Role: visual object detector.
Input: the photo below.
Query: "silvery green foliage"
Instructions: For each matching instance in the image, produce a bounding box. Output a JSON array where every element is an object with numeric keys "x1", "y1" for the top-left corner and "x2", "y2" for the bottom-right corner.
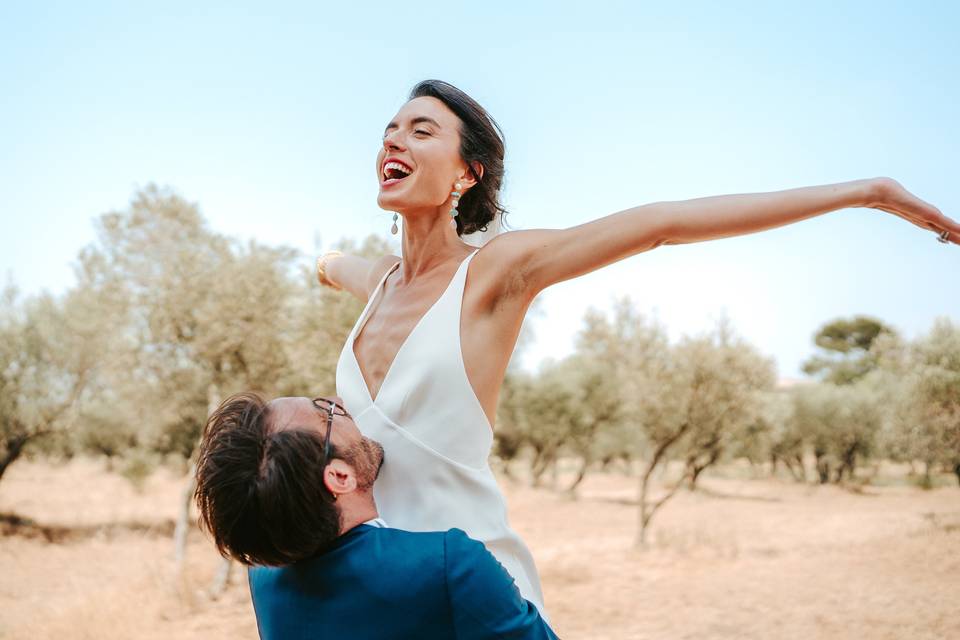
[
  {"x1": 670, "y1": 317, "x2": 778, "y2": 487},
  {"x1": 790, "y1": 377, "x2": 884, "y2": 483},
  {"x1": 875, "y1": 318, "x2": 960, "y2": 485},
  {"x1": 801, "y1": 316, "x2": 898, "y2": 385},
  {"x1": 0, "y1": 280, "x2": 110, "y2": 482},
  {"x1": 77, "y1": 185, "x2": 298, "y2": 461}
]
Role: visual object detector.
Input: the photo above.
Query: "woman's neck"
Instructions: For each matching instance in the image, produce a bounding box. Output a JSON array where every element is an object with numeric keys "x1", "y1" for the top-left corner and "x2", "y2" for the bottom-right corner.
[{"x1": 398, "y1": 206, "x2": 471, "y2": 279}]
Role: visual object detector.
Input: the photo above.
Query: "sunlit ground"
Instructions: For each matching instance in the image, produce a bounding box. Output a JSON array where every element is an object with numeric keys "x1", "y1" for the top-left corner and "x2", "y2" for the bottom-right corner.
[{"x1": 1, "y1": 459, "x2": 958, "y2": 640}]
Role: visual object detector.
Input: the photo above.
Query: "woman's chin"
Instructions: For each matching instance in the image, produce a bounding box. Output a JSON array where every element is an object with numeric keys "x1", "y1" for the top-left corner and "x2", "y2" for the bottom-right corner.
[
  {"x1": 377, "y1": 191, "x2": 420, "y2": 212},
  {"x1": 377, "y1": 194, "x2": 403, "y2": 211}
]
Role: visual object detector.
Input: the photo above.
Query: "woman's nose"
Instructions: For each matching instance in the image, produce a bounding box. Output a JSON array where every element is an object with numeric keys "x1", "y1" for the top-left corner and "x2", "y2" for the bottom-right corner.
[{"x1": 383, "y1": 129, "x2": 404, "y2": 151}]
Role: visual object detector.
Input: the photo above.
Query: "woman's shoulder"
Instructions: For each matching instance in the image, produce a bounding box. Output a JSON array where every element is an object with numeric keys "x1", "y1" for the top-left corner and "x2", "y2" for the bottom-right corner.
[{"x1": 364, "y1": 254, "x2": 402, "y2": 296}]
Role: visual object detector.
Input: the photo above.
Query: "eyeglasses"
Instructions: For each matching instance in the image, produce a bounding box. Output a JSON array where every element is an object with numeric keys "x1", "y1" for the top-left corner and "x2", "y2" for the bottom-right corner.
[{"x1": 311, "y1": 397, "x2": 351, "y2": 464}]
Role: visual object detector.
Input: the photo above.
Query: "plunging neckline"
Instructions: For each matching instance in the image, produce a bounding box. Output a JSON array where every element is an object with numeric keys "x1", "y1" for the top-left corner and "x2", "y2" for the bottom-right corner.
[{"x1": 350, "y1": 252, "x2": 475, "y2": 405}]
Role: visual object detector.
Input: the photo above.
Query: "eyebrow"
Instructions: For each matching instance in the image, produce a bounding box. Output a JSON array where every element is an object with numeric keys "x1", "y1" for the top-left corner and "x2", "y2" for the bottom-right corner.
[{"x1": 384, "y1": 116, "x2": 442, "y2": 134}]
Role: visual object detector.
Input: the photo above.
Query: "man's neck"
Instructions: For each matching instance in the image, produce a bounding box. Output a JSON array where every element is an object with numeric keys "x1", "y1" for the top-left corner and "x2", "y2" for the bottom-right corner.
[{"x1": 337, "y1": 493, "x2": 379, "y2": 535}]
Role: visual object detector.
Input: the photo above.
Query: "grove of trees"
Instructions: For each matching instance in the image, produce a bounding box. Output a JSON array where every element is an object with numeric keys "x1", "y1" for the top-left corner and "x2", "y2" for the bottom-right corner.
[{"x1": 495, "y1": 309, "x2": 960, "y2": 545}]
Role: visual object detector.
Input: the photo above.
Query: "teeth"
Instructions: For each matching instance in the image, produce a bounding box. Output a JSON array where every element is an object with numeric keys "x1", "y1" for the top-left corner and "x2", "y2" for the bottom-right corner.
[{"x1": 383, "y1": 161, "x2": 412, "y2": 179}]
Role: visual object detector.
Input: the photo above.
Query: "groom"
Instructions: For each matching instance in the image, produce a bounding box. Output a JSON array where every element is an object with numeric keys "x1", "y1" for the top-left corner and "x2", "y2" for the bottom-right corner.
[{"x1": 194, "y1": 391, "x2": 557, "y2": 639}]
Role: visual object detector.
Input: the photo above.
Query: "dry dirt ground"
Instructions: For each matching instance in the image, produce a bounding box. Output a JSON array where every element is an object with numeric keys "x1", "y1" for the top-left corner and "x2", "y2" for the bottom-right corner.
[{"x1": 1, "y1": 459, "x2": 958, "y2": 640}]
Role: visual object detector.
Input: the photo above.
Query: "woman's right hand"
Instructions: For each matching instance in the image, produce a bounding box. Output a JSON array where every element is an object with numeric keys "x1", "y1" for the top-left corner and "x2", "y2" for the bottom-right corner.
[{"x1": 865, "y1": 177, "x2": 959, "y2": 245}]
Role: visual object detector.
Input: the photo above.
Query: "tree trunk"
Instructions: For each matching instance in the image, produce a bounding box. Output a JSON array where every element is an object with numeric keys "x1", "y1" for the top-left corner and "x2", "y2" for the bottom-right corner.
[
  {"x1": 921, "y1": 460, "x2": 934, "y2": 490},
  {"x1": 816, "y1": 454, "x2": 830, "y2": 484},
  {"x1": 174, "y1": 382, "x2": 222, "y2": 583},
  {"x1": 636, "y1": 464, "x2": 687, "y2": 549},
  {"x1": 638, "y1": 514, "x2": 650, "y2": 547},
  {"x1": 0, "y1": 434, "x2": 31, "y2": 485},
  {"x1": 173, "y1": 461, "x2": 198, "y2": 576},
  {"x1": 530, "y1": 449, "x2": 548, "y2": 487},
  {"x1": 601, "y1": 455, "x2": 614, "y2": 471},
  {"x1": 204, "y1": 384, "x2": 234, "y2": 595},
  {"x1": 208, "y1": 556, "x2": 234, "y2": 599},
  {"x1": 634, "y1": 410, "x2": 695, "y2": 548},
  {"x1": 688, "y1": 464, "x2": 706, "y2": 489},
  {"x1": 565, "y1": 456, "x2": 590, "y2": 497},
  {"x1": 635, "y1": 433, "x2": 690, "y2": 549},
  {"x1": 637, "y1": 465, "x2": 653, "y2": 548},
  {"x1": 780, "y1": 457, "x2": 804, "y2": 483},
  {"x1": 841, "y1": 448, "x2": 857, "y2": 483},
  {"x1": 793, "y1": 453, "x2": 807, "y2": 483},
  {"x1": 686, "y1": 446, "x2": 720, "y2": 490}
]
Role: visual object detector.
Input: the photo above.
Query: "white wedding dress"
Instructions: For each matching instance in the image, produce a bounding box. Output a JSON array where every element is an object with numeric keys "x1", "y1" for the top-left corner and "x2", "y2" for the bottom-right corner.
[{"x1": 335, "y1": 247, "x2": 547, "y2": 615}]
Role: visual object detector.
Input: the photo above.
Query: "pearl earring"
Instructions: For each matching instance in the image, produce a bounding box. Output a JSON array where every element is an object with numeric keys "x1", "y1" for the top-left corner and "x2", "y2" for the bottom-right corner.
[
  {"x1": 450, "y1": 182, "x2": 462, "y2": 227},
  {"x1": 390, "y1": 213, "x2": 399, "y2": 235}
]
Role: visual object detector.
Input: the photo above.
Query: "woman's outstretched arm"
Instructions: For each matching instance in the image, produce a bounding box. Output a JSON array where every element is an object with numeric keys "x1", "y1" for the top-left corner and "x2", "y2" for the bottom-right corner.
[{"x1": 491, "y1": 177, "x2": 958, "y2": 298}]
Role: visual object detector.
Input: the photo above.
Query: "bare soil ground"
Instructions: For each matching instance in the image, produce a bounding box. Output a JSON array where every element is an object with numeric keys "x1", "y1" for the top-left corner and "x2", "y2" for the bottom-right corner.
[{"x1": 1, "y1": 459, "x2": 958, "y2": 640}]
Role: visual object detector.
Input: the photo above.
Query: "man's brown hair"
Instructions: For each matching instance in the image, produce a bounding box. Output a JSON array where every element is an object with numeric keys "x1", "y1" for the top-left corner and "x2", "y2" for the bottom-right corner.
[{"x1": 194, "y1": 392, "x2": 341, "y2": 566}]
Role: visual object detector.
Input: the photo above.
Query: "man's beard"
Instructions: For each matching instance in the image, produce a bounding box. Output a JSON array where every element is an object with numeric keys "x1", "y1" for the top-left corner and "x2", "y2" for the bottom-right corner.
[{"x1": 342, "y1": 437, "x2": 385, "y2": 490}]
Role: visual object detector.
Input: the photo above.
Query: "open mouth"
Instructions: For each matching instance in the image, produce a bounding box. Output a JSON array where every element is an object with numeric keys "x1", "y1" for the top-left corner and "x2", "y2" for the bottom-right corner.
[{"x1": 382, "y1": 160, "x2": 413, "y2": 185}]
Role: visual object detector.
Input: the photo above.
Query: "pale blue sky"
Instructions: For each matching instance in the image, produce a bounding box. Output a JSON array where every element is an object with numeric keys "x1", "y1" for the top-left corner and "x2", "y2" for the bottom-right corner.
[{"x1": 2, "y1": 1, "x2": 958, "y2": 378}]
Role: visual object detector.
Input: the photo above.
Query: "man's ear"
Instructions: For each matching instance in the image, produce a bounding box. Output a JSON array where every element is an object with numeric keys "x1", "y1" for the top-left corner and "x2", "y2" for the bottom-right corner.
[{"x1": 323, "y1": 459, "x2": 358, "y2": 498}]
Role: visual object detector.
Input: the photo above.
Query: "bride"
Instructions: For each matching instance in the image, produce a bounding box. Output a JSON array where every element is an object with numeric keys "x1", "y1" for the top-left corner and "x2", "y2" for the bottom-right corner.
[{"x1": 318, "y1": 79, "x2": 957, "y2": 614}]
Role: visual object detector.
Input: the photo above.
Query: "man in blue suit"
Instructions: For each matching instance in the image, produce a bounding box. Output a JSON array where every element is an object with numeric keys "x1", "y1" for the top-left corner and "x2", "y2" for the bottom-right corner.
[{"x1": 194, "y1": 391, "x2": 558, "y2": 639}]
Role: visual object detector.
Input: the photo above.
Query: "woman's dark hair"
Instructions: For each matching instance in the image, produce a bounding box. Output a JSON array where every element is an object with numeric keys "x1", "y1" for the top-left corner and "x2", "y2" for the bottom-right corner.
[
  {"x1": 408, "y1": 79, "x2": 507, "y2": 236},
  {"x1": 194, "y1": 392, "x2": 341, "y2": 566}
]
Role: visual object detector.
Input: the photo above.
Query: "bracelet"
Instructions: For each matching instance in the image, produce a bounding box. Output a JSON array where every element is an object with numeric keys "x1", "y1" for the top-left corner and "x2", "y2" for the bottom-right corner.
[{"x1": 316, "y1": 251, "x2": 344, "y2": 290}]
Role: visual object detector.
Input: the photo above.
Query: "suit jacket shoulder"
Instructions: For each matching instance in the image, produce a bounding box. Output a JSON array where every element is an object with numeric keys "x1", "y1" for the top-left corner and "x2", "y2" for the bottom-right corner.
[{"x1": 249, "y1": 526, "x2": 452, "y2": 639}]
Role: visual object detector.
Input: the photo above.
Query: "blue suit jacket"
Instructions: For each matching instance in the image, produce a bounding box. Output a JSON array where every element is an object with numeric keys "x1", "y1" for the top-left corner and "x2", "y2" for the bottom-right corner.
[{"x1": 248, "y1": 525, "x2": 558, "y2": 639}]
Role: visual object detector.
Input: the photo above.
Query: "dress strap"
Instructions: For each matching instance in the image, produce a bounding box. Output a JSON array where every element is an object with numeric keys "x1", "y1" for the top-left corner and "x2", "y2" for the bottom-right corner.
[{"x1": 350, "y1": 260, "x2": 401, "y2": 343}]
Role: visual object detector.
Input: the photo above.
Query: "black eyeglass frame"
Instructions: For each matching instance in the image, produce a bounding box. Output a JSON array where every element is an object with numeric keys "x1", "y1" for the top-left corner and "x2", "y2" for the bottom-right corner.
[{"x1": 311, "y1": 397, "x2": 351, "y2": 465}]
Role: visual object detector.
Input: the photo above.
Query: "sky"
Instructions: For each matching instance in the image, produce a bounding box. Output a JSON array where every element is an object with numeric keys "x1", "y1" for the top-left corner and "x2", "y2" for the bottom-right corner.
[{"x1": 2, "y1": 1, "x2": 958, "y2": 379}]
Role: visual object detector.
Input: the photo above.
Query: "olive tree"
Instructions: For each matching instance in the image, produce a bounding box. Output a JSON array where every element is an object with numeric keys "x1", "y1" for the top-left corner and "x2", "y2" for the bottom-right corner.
[{"x1": 0, "y1": 282, "x2": 112, "y2": 484}]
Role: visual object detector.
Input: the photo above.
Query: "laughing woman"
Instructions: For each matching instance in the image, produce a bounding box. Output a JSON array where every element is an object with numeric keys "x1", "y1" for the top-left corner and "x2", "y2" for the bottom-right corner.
[{"x1": 317, "y1": 79, "x2": 958, "y2": 615}]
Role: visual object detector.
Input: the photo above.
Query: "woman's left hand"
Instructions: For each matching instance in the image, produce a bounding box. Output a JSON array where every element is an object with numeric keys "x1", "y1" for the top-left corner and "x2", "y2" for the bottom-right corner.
[{"x1": 866, "y1": 177, "x2": 960, "y2": 245}]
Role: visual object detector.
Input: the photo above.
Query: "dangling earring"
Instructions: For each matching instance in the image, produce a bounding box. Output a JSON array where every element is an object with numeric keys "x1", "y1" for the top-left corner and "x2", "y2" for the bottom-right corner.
[
  {"x1": 390, "y1": 213, "x2": 399, "y2": 235},
  {"x1": 450, "y1": 182, "x2": 462, "y2": 229}
]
